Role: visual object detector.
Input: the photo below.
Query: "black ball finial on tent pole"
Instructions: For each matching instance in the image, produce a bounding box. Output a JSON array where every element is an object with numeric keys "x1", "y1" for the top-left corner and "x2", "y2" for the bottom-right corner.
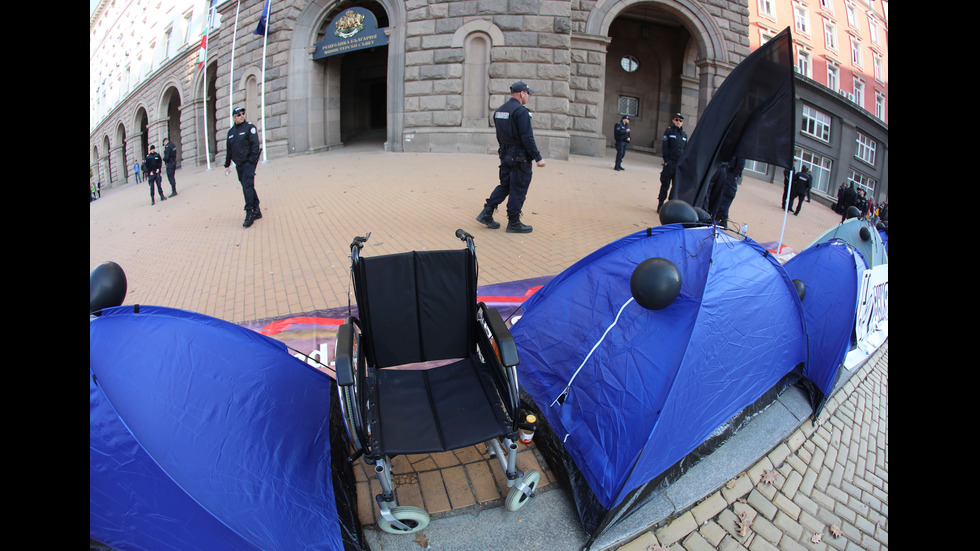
[
  {"x1": 859, "y1": 226, "x2": 872, "y2": 241},
  {"x1": 845, "y1": 206, "x2": 862, "y2": 220},
  {"x1": 91, "y1": 261, "x2": 128, "y2": 314},
  {"x1": 792, "y1": 279, "x2": 806, "y2": 302},
  {"x1": 658, "y1": 200, "x2": 699, "y2": 226},
  {"x1": 630, "y1": 258, "x2": 682, "y2": 310}
]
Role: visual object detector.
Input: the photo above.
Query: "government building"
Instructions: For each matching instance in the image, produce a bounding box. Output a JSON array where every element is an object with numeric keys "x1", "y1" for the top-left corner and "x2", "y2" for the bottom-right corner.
[{"x1": 90, "y1": 0, "x2": 887, "y2": 203}]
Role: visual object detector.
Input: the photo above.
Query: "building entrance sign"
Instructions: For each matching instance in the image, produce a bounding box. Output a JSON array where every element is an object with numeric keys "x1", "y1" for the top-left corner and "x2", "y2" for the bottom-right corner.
[{"x1": 312, "y1": 7, "x2": 388, "y2": 60}]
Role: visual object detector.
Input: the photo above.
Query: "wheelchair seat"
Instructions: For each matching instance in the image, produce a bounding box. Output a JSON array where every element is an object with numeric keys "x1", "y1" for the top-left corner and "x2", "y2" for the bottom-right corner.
[{"x1": 335, "y1": 231, "x2": 539, "y2": 533}]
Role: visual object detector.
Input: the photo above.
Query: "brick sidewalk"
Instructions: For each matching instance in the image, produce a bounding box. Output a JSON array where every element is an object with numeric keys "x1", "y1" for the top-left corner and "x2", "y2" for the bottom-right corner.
[{"x1": 619, "y1": 343, "x2": 888, "y2": 551}]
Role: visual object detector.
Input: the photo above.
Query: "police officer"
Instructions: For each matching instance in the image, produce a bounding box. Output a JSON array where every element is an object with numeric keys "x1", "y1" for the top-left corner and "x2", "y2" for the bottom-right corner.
[
  {"x1": 789, "y1": 166, "x2": 812, "y2": 216},
  {"x1": 224, "y1": 107, "x2": 262, "y2": 228},
  {"x1": 476, "y1": 81, "x2": 546, "y2": 233},
  {"x1": 657, "y1": 112, "x2": 687, "y2": 213},
  {"x1": 145, "y1": 145, "x2": 166, "y2": 205},
  {"x1": 162, "y1": 137, "x2": 178, "y2": 197},
  {"x1": 613, "y1": 115, "x2": 630, "y2": 171}
]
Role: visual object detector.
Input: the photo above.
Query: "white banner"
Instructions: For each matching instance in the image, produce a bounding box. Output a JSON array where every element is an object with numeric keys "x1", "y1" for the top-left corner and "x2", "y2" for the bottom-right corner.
[{"x1": 855, "y1": 264, "x2": 888, "y2": 345}]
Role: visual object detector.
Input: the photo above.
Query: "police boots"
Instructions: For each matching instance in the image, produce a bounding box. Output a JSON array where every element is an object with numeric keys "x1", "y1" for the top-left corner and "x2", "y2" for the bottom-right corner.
[
  {"x1": 243, "y1": 208, "x2": 261, "y2": 228},
  {"x1": 506, "y1": 214, "x2": 532, "y2": 233},
  {"x1": 476, "y1": 204, "x2": 501, "y2": 229}
]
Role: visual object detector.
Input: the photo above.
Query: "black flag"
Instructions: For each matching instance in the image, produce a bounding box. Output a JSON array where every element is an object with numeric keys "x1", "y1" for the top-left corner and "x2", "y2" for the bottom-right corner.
[{"x1": 674, "y1": 27, "x2": 796, "y2": 208}]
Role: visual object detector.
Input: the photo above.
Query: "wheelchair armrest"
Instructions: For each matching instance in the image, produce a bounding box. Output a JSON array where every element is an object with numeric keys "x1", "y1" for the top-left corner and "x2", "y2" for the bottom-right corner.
[
  {"x1": 479, "y1": 303, "x2": 519, "y2": 367},
  {"x1": 335, "y1": 320, "x2": 356, "y2": 387}
]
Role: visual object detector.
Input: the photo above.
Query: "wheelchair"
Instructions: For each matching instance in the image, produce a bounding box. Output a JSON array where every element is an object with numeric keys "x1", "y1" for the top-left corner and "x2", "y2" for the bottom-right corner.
[{"x1": 335, "y1": 230, "x2": 539, "y2": 534}]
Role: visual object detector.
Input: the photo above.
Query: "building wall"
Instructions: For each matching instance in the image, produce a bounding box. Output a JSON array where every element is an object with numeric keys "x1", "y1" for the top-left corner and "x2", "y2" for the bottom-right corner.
[
  {"x1": 90, "y1": 0, "x2": 751, "y2": 191},
  {"x1": 746, "y1": 0, "x2": 888, "y2": 203}
]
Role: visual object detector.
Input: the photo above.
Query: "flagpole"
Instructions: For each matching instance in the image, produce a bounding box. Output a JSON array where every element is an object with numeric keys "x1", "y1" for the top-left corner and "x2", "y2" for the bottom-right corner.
[
  {"x1": 259, "y1": 0, "x2": 269, "y2": 164},
  {"x1": 229, "y1": 0, "x2": 241, "y2": 122},
  {"x1": 202, "y1": 21, "x2": 211, "y2": 171},
  {"x1": 777, "y1": 168, "x2": 794, "y2": 256}
]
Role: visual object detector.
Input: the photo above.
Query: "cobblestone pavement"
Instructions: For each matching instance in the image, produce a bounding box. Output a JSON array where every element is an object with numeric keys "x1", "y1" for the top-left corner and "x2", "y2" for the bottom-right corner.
[{"x1": 617, "y1": 343, "x2": 887, "y2": 551}]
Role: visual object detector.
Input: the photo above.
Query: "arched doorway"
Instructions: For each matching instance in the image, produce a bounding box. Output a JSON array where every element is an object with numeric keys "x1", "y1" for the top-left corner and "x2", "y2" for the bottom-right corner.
[
  {"x1": 162, "y1": 87, "x2": 183, "y2": 168},
  {"x1": 603, "y1": 3, "x2": 699, "y2": 154},
  {"x1": 289, "y1": 0, "x2": 403, "y2": 154},
  {"x1": 116, "y1": 123, "x2": 129, "y2": 184},
  {"x1": 135, "y1": 108, "x2": 149, "y2": 159}
]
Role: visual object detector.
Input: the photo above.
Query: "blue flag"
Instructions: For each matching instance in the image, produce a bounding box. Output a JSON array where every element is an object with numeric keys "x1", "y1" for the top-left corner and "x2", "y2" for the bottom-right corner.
[{"x1": 254, "y1": 0, "x2": 271, "y2": 36}]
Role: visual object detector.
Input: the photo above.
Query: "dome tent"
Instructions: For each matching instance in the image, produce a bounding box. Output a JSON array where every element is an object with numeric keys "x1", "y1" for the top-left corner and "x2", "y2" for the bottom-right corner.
[
  {"x1": 510, "y1": 224, "x2": 808, "y2": 541},
  {"x1": 90, "y1": 305, "x2": 364, "y2": 551}
]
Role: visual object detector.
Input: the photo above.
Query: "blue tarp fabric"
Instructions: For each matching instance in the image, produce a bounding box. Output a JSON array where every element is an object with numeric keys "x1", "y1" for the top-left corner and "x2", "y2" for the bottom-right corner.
[
  {"x1": 90, "y1": 305, "x2": 344, "y2": 551},
  {"x1": 511, "y1": 226, "x2": 807, "y2": 509},
  {"x1": 783, "y1": 240, "x2": 867, "y2": 414}
]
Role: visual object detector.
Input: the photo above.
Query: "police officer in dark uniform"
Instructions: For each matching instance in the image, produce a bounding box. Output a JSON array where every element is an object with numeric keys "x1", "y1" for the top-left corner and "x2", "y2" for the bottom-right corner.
[
  {"x1": 789, "y1": 166, "x2": 812, "y2": 216},
  {"x1": 476, "y1": 81, "x2": 546, "y2": 233},
  {"x1": 145, "y1": 145, "x2": 166, "y2": 205},
  {"x1": 613, "y1": 115, "x2": 630, "y2": 171},
  {"x1": 162, "y1": 137, "x2": 178, "y2": 197},
  {"x1": 657, "y1": 112, "x2": 687, "y2": 213},
  {"x1": 224, "y1": 107, "x2": 262, "y2": 228}
]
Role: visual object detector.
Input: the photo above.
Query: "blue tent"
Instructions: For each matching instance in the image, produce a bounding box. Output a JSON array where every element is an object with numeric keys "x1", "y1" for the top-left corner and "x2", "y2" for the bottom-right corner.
[
  {"x1": 90, "y1": 305, "x2": 363, "y2": 551},
  {"x1": 783, "y1": 240, "x2": 868, "y2": 416},
  {"x1": 510, "y1": 225, "x2": 807, "y2": 538}
]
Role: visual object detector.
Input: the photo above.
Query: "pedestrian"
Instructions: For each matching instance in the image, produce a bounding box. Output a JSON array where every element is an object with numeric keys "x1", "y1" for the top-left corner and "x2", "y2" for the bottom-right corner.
[
  {"x1": 657, "y1": 113, "x2": 687, "y2": 213},
  {"x1": 839, "y1": 183, "x2": 857, "y2": 222},
  {"x1": 833, "y1": 183, "x2": 844, "y2": 214},
  {"x1": 142, "y1": 161, "x2": 149, "y2": 182},
  {"x1": 133, "y1": 161, "x2": 142, "y2": 184},
  {"x1": 224, "y1": 106, "x2": 263, "y2": 228},
  {"x1": 145, "y1": 145, "x2": 166, "y2": 205},
  {"x1": 855, "y1": 189, "x2": 868, "y2": 217},
  {"x1": 613, "y1": 115, "x2": 630, "y2": 171},
  {"x1": 788, "y1": 166, "x2": 812, "y2": 216},
  {"x1": 708, "y1": 156, "x2": 745, "y2": 227},
  {"x1": 475, "y1": 81, "x2": 546, "y2": 233},
  {"x1": 162, "y1": 137, "x2": 178, "y2": 197}
]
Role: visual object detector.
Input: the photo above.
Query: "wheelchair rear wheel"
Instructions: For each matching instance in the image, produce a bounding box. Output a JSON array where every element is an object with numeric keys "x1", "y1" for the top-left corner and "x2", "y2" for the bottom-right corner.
[
  {"x1": 376, "y1": 506, "x2": 430, "y2": 534},
  {"x1": 504, "y1": 470, "x2": 540, "y2": 511}
]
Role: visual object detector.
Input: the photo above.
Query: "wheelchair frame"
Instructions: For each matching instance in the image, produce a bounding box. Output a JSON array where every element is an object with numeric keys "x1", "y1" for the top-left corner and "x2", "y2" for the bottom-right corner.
[{"x1": 335, "y1": 230, "x2": 538, "y2": 534}]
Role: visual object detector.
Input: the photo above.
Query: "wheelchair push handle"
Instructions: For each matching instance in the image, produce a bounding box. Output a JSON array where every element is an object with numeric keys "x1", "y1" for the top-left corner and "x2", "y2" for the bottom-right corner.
[{"x1": 455, "y1": 229, "x2": 475, "y2": 253}]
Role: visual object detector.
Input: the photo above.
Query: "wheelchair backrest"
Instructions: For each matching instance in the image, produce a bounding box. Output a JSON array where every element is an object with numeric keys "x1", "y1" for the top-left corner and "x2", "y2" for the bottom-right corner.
[{"x1": 355, "y1": 248, "x2": 476, "y2": 368}]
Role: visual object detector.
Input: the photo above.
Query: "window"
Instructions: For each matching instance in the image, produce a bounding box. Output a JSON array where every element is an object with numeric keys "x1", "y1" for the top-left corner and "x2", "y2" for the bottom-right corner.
[
  {"x1": 868, "y1": 19, "x2": 881, "y2": 45},
  {"x1": 796, "y1": 49, "x2": 811, "y2": 78},
  {"x1": 846, "y1": 3, "x2": 858, "y2": 28},
  {"x1": 794, "y1": 4, "x2": 810, "y2": 35},
  {"x1": 848, "y1": 169, "x2": 876, "y2": 199},
  {"x1": 801, "y1": 104, "x2": 832, "y2": 142},
  {"x1": 855, "y1": 131, "x2": 877, "y2": 166},
  {"x1": 875, "y1": 91, "x2": 886, "y2": 121},
  {"x1": 620, "y1": 55, "x2": 639, "y2": 73},
  {"x1": 824, "y1": 20, "x2": 838, "y2": 51},
  {"x1": 872, "y1": 54, "x2": 884, "y2": 83},
  {"x1": 819, "y1": 0, "x2": 835, "y2": 13},
  {"x1": 795, "y1": 147, "x2": 834, "y2": 195},
  {"x1": 850, "y1": 36, "x2": 863, "y2": 67},
  {"x1": 759, "y1": 0, "x2": 775, "y2": 19},
  {"x1": 853, "y1": 78, "x2": 864, "y2": 107},
  {"x1": 618, "y1": 96, "x2": 639, "y2": 118},
  {"x1": 827, "y1": 63, "x2": 839, "y2": 91}
]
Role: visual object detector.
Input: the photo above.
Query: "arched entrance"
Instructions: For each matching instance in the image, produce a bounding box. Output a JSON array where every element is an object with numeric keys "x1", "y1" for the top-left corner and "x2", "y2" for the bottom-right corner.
[
  {"x1": 603, "y1": 4, "x2": 699, "y2": 153},
  {"x1": 162, "y1": 87, "x2": 183, "y2": 168},
  {"x1": 116, "y1": 123, "x2": 129, "y2": 185},
  {"x1": 288, "y1": 0, "x2": 404, "y2": 155}
]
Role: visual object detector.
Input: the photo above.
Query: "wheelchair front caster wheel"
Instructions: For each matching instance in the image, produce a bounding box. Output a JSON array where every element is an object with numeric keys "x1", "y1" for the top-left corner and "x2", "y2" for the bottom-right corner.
[
  {"x1": 376, "y1": 506, "x2": 430, "y2": 534},
  {"x1": 504, "y1": 470, "x2": 540, "y2": 511}
]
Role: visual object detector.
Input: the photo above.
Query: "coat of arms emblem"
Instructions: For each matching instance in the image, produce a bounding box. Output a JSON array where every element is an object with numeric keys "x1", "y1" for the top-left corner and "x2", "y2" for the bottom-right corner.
[{"x1": 334, "y1": 10, "x2": 365, "y2": 38}]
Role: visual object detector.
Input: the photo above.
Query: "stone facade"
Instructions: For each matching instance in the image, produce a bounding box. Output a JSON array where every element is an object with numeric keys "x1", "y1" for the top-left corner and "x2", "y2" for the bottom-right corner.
[{"x1": 90, "y1": 0, "x2": 750, "y2": 191}]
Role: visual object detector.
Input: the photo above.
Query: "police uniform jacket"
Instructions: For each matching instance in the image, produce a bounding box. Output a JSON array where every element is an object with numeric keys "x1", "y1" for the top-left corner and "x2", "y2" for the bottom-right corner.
[
  {"x1": 614, "y1": 121, "x2": 630, "y2": 144},
  {"x1": 163, "y1": 142, "x2": 177, "y2": 165},
  {"x1": 493, "y1": 98, "x2": 542, "y2": 163},
  {"x1": 792, "y1": 171, "x2": 812, "y2": 195},
  {"x1": 224, "y1": 121, "x2": 261, "y2": 168},
  {"x1": 661, "y1": 124, "x2": 688, "y2": 164},
  {"x1": 144, "y1": 151, "x2": 162, "y2": 174}
]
